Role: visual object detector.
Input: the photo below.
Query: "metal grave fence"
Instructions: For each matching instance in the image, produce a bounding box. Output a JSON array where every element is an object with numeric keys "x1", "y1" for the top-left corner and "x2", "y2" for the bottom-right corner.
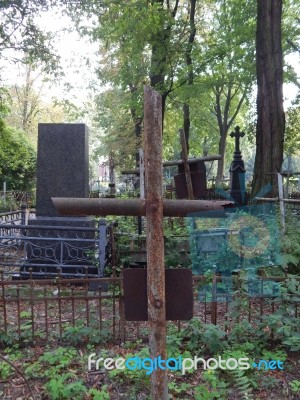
[{"x1": 0, "y1": 214, "x2": 108, "y2": 278}]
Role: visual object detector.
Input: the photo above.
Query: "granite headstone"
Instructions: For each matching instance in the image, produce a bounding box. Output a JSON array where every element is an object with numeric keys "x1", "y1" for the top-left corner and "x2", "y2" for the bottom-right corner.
[
  {"x1": 36, "y1": 123, "x2": 89, "y2": 217},
  {"x1": 23, "y1": 123, "x2": 99, "y2": 277}
]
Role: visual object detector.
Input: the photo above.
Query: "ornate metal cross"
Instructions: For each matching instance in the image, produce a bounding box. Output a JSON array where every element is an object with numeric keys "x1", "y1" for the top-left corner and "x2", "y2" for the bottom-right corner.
[{"x1": 230, "y1": 126, "x2": 245, "y2": 153}]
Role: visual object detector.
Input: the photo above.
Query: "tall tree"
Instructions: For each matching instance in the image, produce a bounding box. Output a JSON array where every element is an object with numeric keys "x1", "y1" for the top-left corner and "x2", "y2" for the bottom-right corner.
[
  {"x1": 0, "y1": 0, "x2": 59, "y2": 68},
  {"x1": 252, "y1": 0, "x2": 285, "y2": 197},
  {"x1": 182, "y1": 0, "x2": 197, "y2": 154},
  {"x1": 0, "y1": 120, "x2": 36, "y2": 190}
]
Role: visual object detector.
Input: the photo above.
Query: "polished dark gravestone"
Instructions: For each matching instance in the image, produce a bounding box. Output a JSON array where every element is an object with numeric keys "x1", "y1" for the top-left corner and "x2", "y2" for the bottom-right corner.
[
  {"x1": 36, "y1": 123, "x2": 89, "y2": 217},
  {"x1": 22, "y1": 124, "x2": 102, "y2": 278}
]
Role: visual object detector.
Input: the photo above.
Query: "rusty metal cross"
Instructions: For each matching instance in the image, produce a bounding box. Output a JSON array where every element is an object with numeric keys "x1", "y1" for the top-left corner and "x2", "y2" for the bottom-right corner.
[{"x1": 52, "y1": 87, "x2": 231, "y2": 400}]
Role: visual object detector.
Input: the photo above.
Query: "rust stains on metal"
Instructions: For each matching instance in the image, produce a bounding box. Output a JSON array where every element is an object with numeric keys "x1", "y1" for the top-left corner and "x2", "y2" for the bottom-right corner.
[
  {"x1": 144, "y1": 86, "x2": 168, "y2": 400},
  {"x1": 52, "y1": 197, "x2": 233, "y2": 217}
]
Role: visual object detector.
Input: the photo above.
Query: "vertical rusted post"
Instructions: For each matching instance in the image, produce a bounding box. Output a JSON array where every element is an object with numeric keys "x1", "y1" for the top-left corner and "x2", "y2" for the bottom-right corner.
[
  {"x1": 179, "y1": 128, "x2": 194, "y2": 200},
  {"x1": 211, "y1": 272, "x2": 217, "y2": 325},
  {"x1": 144, "y1": 86, "x2": 168, "y2": 400},
  {"x1": 138, "y1": 148, "x2": 145, "y2": 234}
]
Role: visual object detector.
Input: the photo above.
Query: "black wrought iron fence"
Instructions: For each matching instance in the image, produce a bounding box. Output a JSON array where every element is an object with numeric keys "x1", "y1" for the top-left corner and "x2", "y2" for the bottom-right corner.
[{"x1": 0, "y1": 218, "x2": 108, "y2": 277}]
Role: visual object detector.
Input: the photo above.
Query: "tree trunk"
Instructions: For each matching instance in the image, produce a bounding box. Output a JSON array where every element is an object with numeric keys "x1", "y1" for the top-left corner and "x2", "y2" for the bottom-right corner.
[
  {"x1": 216, "y1": 129, "x2": 227, "y2": 182},
  {"x1": 129, "y1": 84, "x2": 143, "y2": 168},
  {"x1": 252, "y1": 0, "x2": 285, "y2": 198},
  {"x1": 182, "y1": 0, "x2": 197, "y2": 154},
  {"x1": 149, "y1": 0, "x2": 179, "y2": 128}
]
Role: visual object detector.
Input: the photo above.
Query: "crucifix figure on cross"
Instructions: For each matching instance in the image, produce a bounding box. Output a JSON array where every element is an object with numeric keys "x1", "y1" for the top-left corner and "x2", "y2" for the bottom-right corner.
[{"x1": 230, "y1": 126, "x2": 245, "y2": 154}]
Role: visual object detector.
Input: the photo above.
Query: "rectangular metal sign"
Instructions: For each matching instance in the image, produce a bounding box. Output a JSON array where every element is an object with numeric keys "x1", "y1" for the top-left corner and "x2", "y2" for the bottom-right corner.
[{"x1": 123, "y1": 268, "x2": 193, "y2": 321}]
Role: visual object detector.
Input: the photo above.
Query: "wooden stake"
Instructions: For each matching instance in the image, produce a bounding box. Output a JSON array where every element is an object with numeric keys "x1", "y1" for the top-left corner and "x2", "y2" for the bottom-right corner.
[{"x1": 179, "y1": 128, "x2": 194, "y2": 200}]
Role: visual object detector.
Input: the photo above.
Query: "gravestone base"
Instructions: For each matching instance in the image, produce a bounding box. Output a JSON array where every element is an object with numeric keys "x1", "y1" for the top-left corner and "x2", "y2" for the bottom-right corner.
[{"x1": 20, "y1": 216, "x2": 98, "y2": 278}]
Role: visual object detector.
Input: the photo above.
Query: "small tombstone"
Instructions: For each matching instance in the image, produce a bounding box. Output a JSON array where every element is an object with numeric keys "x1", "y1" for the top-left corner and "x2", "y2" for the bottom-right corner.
[{"x1": 175, "y1": 160, "x2": 207, "y2": 199}]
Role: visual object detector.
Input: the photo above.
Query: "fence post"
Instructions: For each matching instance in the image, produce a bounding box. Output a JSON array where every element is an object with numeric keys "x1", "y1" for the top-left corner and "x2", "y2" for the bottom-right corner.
[
  {"x1": 21, "y1": 202, "x2": 28, "y2": 225},
  {"x1": 277, "y1": 173, "x2": 285, "y2": 232},
  {"x1": 98, "y1": 219, "x2": 107, "y2": 277}
]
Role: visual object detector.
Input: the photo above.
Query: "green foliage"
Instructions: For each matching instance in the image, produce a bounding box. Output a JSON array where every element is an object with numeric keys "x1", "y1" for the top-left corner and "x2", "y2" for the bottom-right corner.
[
  {"x1": 197, "y1": 370, "x2": 228, "y2": 399},
  {"x1": 25, "y1": 346, "x2": 78, "y2": 379},
  {"x1": 0, "y1": 87, "x2": 12, "y2": 118},
  {"x1": 281, "y1": 211, "x2": 300, "y2": 273},
  {"x1": 45, "y1": 372, "x2": 87, "y2": 400},
  {"x1": 108, "y1": 347, "x2": 151, "y2": 396},
  {"x1": 0, "y1": 195, "x2": 19, "y2": 212},
  {"x1": 194, "y1": 383, "x2": 224, "y2": 400},
  {"x1": 289, "y1": 379, "x2": 300, "y2": 394},
  {"x1": 285, "y1": 106, "x2": 300, "y2": 154},
  {"x1": 228, "y1": 367, "x2": 254, "y2": 400},
  {"x1": 88, "y1": 387, "x2": 110, "y2": 400},
  {"x1": 61, "y1": 321, "x2": 110, "y2": 346},
  {"x1": 0, "y1": 361, "x2": 12, "y2": 380},
  {"x1": 173, "y1": 318, "x2": 227, "y2": 355},
  {"x1": 0, "y1": 0, "x2": 59, "y2": 69},
  {"x1": 262, "y1": 275, "x2": 300, "y2": 351},
  {"x1": 0, "y1": 119, "x2": 36, "y2": 190},
  {"x1": 0, "y1": 331, "x2": 17, "y2": 347},
  {"x1": 168, "y1": 381, "x2": 193, "y2": 396}
]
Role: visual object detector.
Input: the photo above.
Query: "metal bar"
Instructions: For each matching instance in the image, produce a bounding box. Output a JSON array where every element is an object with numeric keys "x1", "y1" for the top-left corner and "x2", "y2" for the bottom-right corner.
[
  {"x1": 282, "y1": 199, "x2": 300, "y2": 203},
  {"x1": 71, "y1": 287, "x2": 75, "y2": 326},
  {"x1": 138, "y1": 148, "x2": 145, "y2": 235},
  {"x1": 139, "y1": 148, "x2": 145, "y2": 198},
  {"x1": 0, "y1": 277, "x2": 121, "y2": 286},
  {"x1": 3, "y1": 294, "x2": 117, "y2": 302},
  {"x1": 119, "y1": 272, "x2": 126, "y2": 343},
  {"x1": 30, "y1": 280, "x2": 35, "y2": 342},
  {"x1": 211, "y1": 273, "x2": 217, "y2": 324},
  {"x1": 278, "y1": 173, "x2": 286, "y2": 232},
  {"x1": 85, "y1": 277, "x2": 90, "y2": 327},
  {"x1": 0, "y1": 224, "x2": 99, "y2": 231},
  {"x1": 255, "y1": 197, "x2": 300, "y2": 204},
  {"x1": 163, "y1": 154, "x2": 221, "y2": 167},
  {"x1": 98, "y1": 219, "x2": 107, "y2": 276},
  {"x1": 254, "y1": 197, "x2": 278, "y2": 202},
  {"x1": 17, "y1": 288, "x2": 21, "y2": 339},
  {"x1": 109, "y1": 225, "x2": 116, "y2": 278},
  {"x1": 44, "y1": 287, "x2": 48, "y2": 341},
  {"x1": 58, "y1": 273, "x2": 62, "y2": 339},
  {"x1": 1, "y1": 272, "x2": 7, "y2": 334},
  {"x1": 144, "y1": 86, "x2": 168, "y2": 400},
  {"x1": 112, "y1": 278, "x2": 116, "y2": 339},
  {"x1": 52, "y1": 198, "x2": 232, "y2": 217}
]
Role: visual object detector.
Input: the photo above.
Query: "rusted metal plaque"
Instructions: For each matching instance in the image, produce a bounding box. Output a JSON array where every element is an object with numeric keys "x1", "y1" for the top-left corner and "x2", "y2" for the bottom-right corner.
[
  {"x1": 174, "y1": 171, "x2": 207, "y2": 199},
  {"x1": 123, "y1": 268, "x2": 193, "y2": 321}
]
